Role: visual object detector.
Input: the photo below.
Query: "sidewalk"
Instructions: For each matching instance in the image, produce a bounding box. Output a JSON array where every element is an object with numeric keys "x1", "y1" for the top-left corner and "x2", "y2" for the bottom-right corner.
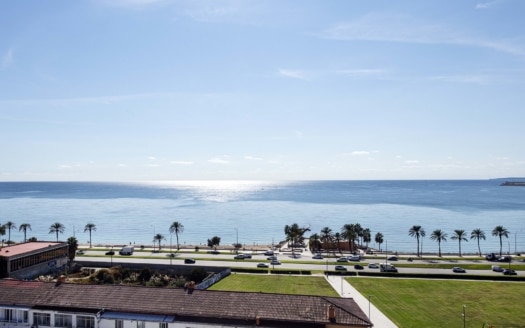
[{"x1": 325, "y1": 275, "x2": 397, "y2": 328}]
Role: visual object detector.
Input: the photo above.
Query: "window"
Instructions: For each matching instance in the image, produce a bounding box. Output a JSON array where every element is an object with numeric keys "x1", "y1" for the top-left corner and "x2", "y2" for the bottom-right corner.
[
  {"x1": 33, "y1": 312, "x2": 51, "y2": 326},
  {"x1": 159, "y1": 323, "x2": 168, "y2": 328},
  {"x1": 76, "y1": 315, "x2": 95, "y2": 328},
  {"x1": 2, "y1": 309, "x2": 28, "y2": 323},
  {"x1": 55, "y1": 314, "x2": 73, "y2": 327},
  {"x1": 137, "y1": 321, "x2": 145, "y2": 328},
  {"x1": 115, "y1": 320, "x2": 124, "y2": 328}
]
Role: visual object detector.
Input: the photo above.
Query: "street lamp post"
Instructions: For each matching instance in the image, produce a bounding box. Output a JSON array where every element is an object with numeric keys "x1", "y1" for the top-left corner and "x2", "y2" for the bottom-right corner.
[
  {"x1": 235, "y1": 228, "x2": 239, "y2": 254},
  {"x1": 462, "y1": 305, "x2": 466, "y2": 328}
]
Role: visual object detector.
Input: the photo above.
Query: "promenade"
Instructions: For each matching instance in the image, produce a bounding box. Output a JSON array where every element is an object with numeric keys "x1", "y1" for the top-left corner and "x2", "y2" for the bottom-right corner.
[{"x1": 325, "y1": 275, "x2": 397, "y2": 328}]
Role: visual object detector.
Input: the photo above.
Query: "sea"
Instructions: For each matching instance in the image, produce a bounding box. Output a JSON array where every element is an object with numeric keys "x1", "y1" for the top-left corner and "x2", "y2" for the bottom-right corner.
[{"x1": 0, "y1": 180, "x2": 524, "y2": 255}]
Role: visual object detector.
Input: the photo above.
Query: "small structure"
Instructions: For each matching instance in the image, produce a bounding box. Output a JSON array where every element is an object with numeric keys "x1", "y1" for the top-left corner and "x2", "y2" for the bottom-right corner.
[{"x1": 0, "y1": 242, "x2": 69, "y2": 279}]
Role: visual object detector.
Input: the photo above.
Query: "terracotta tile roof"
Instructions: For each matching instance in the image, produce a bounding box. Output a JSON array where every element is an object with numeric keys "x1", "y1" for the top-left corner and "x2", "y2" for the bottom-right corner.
[
  {"x1": 0, "y1": 279, "x2": 371, "y2": 327},
  {"x1": 0, "y1": 242, "x2": 64, "y2": 258}
]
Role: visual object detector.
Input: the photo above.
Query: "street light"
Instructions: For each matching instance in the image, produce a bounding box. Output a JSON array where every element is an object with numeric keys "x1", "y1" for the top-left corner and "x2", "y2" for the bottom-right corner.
[
  {"x1": 462, "y1": 305, "x2": 466, "y2": 328},
  {"x1": 235, "y1": 228, "x2": 239, "y2": 254}
]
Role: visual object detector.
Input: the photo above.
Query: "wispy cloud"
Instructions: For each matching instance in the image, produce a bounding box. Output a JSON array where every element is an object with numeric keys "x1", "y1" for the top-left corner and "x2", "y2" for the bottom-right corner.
[
  {"x1": 429, "y1": 74, "x2": 490, "y2": 85},
  {"x1": 278, "y1": 69, "x2": 310, "y2": 80},
  {"x1": 170, "y1": 160, "x2": 194, "y2": 165},
  {"x1": 208, "y1": 156, "x2": 230, "y2": 164},
  {"x1": 1, "y1": 48, "x2": 14, "y2": 70},
  {"x1": 335, "y1": 69, "x2": 385, "y2": 78},
  {"x1": 475, "y1": 0, "x2": 501, "y2": 10},
  {"x1": 322, "y1": 13, "x2": 525, "y2": 56},
  {"x1": 343, "y1": 150, "x2": 379, "y2": 156},
  {"x1": 244, "y1": 155, "x2": 262, "y2": 161}
]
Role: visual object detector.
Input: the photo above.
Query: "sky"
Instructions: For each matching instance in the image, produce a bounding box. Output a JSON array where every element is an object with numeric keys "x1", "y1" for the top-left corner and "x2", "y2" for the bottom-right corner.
[{"x1": 1, "y1": 0, "x2": 524, "y2": 181}]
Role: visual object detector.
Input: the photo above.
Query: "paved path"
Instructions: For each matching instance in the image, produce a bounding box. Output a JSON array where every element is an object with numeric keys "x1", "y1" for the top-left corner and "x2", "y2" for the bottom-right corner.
[{"x1": 325, "y1": 275, "x2": 397, "y2": 328}]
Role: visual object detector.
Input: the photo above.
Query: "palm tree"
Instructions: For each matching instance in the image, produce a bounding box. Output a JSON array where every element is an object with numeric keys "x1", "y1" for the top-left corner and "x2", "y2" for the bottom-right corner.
[
  {"x1": 5, "y1": 221, "x2": 16, "y2": 243},
  {"x1": 470, "y1": 228, "x2": 486, "y2": 256},
  {"x1": 308, "y1": 233, "x2": 322, "y2": 253},
  {"x1": 341, "y1": 224, "x2": 358, "y2": 253},
  {"x1": 362, "y1": 228, "x2": 371, "y2": 248},
  {"x1": 451, "y1": 229, "x2": 468, "y2": 257},
  {"x1": 67, "y1": 236, "x2": 79, "y2": 262},
  {"x1": 153, "y1": 233, "x2": 165, "y2": 251},
  {"x1": 430, "y1": 229, "x2": 448, "y2": 257},
  {"x1": 408, "y1": 225, "x2": 426, "y2": 257},
  {"x1": 334, "y1": 232, "x2": 342, "y2": 254},
  {"x1": 207, "y1": 236, "x2": 221, "y2": 250},
  {"x1": 0, "y1": 224, "x2": 5, "y2": 246},
  {"x1": 19, "y1": 223, "x2": 32, "y2": 242},
  {"x1": 492, "y1": 225, "x2": 509, "y2": 256},
  {"x1": 84, "y1": 223, "x2": 97, "y2": 248},
  {"x1": 284, "y1": 223, "x2": 309, "y2": 255},
  {"x1": 374, "y1": 232, "x2": 384, "y2": 251},
  {"x1": 320, "y1": 227, "x2": 333, "y2": 255},
  {"x1": 49, "y1": 222, "x2": 65, "y2": 241},
  {"x1": 169, "y1": 221, "x2": 184, "y2": 251}
]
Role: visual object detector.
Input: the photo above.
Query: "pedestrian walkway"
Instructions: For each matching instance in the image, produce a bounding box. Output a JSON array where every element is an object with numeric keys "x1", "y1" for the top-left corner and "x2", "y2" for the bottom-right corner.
[{"x1": 325, "y1": 275, "x2": 398, "y2": 328}]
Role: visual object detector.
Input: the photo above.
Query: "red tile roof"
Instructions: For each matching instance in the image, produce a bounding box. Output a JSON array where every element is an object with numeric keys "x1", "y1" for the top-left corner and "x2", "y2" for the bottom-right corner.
[
  {"x1": 0, "y1": 242, "x2": 64, "y2": 258},
  {"x1": 0, "y1": 279, "x2": 371, "y2": 327}
]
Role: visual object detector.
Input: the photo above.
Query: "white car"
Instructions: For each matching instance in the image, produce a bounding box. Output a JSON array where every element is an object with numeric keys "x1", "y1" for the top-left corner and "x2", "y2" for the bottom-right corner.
[{"x1": 368, "y1": 263, "x2": 379, "y2": 269}]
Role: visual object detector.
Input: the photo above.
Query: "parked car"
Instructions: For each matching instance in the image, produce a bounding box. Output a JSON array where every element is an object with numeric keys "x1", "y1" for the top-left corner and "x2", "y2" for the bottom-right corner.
[
  {"x1": 452, "y1": 267, "x2": 466, "y2": 273},
  {"x1": 336, "y1": 257, "x2": 348, "y2": 262},
  {"x1": 270, "y1": 260, "x2": 281, "y2": 265},
  {"x1": 184, "y1": 258, "x2": 196, "y2": 264},
  {"x1": 354, "y1": 264, "x2": 364, "y2": 270},
  {"x1": 492, "y1": 265, "x2": 504, "y2": 272},
  {"x1": 368, "y1": 263, "x2": 379, "y2": 269},
  {"x1": 257, "y1": 263, "x2": 269, "y2": 268},
  {"x1": 335, "y1": 265, "x2": 347, "y2": 271},
  {"x1": 312, "y1": 254, "x2": 323, "y2": 259},
  {"x1": 503, "y1": 269, "x2": 517, "y2": 275}
]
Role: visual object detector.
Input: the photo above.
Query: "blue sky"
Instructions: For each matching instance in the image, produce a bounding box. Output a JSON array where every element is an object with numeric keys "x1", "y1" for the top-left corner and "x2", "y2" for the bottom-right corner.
[{"x1": 1, "y1": 0, "x2": 524, "y2": 181}]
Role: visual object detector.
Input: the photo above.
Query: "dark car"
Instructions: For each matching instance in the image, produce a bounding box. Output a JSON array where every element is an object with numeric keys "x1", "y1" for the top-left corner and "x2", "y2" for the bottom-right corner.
[
  {"x1": 234, "y1": 254, "x2": 246, "y2": 259},
  {"x1": 354, "y1": 264, "x2": 364, "y2": 270},
  {"x1": 452, "y1": 267, "x2": 466, "y2": 273},
  {"x1": 184, "y1": 258, "x2": 196, "y2": 264},
  {"x1": 257, "y1": 263, "x2": 269, "y2": 268},
  {"x1": 267, "y1": 256, "x2": 278, "y2": 260},
  {"x1": 105, "y1": 251, "x2": 115, "y2": 256},
  {"x1": 270, "y1": 260, "x2": 281, "y2": 265},
  {"x1": 387, "y1": 256, "x2": 398, "y2": 261},
  {"x1": 503, "y1": 269, "x2": 517, "y2": 275},
  {"x1": 497, "y1": 256, "x2": 512, "y2": 263},
  {"x1": 335, "y1": 265, "x2": 347, "y2": 271}
]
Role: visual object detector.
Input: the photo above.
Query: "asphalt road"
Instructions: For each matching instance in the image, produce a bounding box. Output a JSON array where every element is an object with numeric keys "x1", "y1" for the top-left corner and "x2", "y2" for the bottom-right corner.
[{"x1": 75, "y1": 248, "x2": 521, "y2": 277}]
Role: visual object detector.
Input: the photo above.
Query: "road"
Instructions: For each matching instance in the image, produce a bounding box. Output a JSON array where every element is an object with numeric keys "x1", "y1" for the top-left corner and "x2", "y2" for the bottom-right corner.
[{"x1": 75, "y1": 248, "x2": 520, "y2": 277}]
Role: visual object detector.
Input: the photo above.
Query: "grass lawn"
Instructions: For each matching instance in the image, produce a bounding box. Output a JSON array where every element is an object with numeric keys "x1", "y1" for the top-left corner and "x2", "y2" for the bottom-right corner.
[
  {"x1": 348, "y1": 277, "x2": 525, "y2": 327},
  {"x1": 208, "y1": 274, "x2": 339, "y2": 297}
]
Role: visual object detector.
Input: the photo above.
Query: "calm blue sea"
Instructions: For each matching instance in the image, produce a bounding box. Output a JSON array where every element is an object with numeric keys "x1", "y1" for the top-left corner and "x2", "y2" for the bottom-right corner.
[{"x1": 0, "y1": 180, "x2": 524, "y2": 255}]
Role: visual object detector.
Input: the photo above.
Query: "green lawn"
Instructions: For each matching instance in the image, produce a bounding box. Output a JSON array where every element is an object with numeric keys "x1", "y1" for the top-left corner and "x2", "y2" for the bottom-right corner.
[
  {"x1": 348, "y1": 277, "x2": 525, "y2": 327},
  {"x1": 208, "y1": 274, "x2": 339, "y2": 297}
]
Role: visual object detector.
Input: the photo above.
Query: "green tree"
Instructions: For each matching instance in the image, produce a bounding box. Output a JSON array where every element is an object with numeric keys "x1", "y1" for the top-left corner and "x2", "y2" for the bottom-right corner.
[
  {"x1": 153, "y1": 233, "x2": 166, "y2": 251},
  {"x1": 169, "y1": 221, "x2": 184, "y2": 251},
  {"x1": 470, "y1": 228, "x2": 486, "y2": 256},
  {"x1": 362, "y1": 228, "x2": 371, "y2": 248},
  {"x1": 207, "y1": 236, "x2": 221, "y2": 250},
  {"x1": 334, "y1": 232, "x2": 342, "y2": 254},
  {"x1": 451, "y1": 229, "x2": 468, "y2": 257},
  {"x1": 308, "y1": 233, "x2": 322, "y2": 253},
  {"x1": 320, "y1": 226, "x2": 333, "y2": 255},
  {"x1": 341, "y1": 224, "x2": 358, "y2": 253},
  {"x1": 5, "y1": 221, "x2": 16, "y2": 243},
  {"x1": 408, "y1": 225, "x2": 426, "y2": 257},
  {"x1": 284, "y1": 223, "x2": 309, "y2": 255},
  {"x1": 374, "y1": 232, "x2": 384, "y2": 251},
  {"x1": 492, "y1": 225, "x2": 509, "y2": 256},
  {"x1": 430, "y1": 229, "x2": 448, "y2": 257},
  {"x1": 0, "y1": 223, "x2": 5, "y2": 246},
  {"x1": 84, "y1": 223, "x2": 97, "y2": 248},
  {"x1": 49, "y1": 222, "x2": 65, "y2": 242},
  {"x1": 67, "y1": 236, "x2": 79, "y2": 262},
  {"x1": 19, "y1": 223, "x2": 32, "y2": 242}
]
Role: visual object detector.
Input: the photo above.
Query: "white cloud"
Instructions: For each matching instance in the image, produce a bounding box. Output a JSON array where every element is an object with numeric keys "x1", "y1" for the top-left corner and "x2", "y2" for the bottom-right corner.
[
  {"x1": 405, "y1": 160, "x2": 420, "y2": 165},
  {"x1": 244, "y1": 155, "x2": 262, "y2": 161},
  {"x1": 147, "y1": 156, "x2": 157, "y2": 160},
  {"x1": 475, "y1": 1, "x2": 501, "y2": 9},
  {"x1": 1, "y1": 48, "x2": 14, "y2": 70},
  {"x1": 170, "y1": 160, "x2": 194, "y2": 165},
  {"x1": 208, "y1": 157, "x2": 230, "y2": 164},
  {"x1": 350, "y1": 151, "x2": 370, "y2": 156},
  {"x1": 278, "y1": 69, "x2": 309, "y2": 80},
  {"x1": 429, "y1": 74, "x2": 490, "y2": 85},
  {"x1": 322, "y1": 13, "x2": 525, "y2": 56}
]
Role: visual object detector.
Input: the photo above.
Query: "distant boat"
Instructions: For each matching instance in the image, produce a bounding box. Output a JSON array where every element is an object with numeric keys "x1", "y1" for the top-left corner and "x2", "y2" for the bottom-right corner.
[{"x1": 500, "y1": 181, "x2": 525, "y2": 186}]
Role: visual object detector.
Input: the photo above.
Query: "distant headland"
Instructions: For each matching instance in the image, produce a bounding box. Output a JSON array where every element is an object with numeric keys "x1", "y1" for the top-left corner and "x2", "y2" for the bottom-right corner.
[{"x1": 500, "y1": 181, "x2": 525, "y2": 186}]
